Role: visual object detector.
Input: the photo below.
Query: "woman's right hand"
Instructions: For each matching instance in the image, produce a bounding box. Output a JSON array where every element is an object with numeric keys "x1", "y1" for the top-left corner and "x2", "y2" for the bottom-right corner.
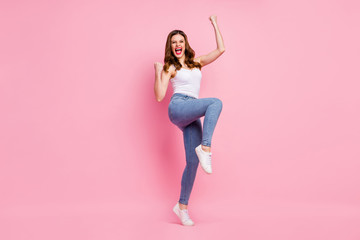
[
  {"x1": 209, "y1": 15, "x2": 217, "y2": 25},
  {"x1": 154, "y1": 62, "x2": 163, "y2": 73}
]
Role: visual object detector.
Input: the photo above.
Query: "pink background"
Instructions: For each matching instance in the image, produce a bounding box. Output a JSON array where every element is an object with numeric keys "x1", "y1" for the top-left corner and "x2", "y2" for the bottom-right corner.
[{"x1": 1, "y1": 0, "x2": 360, "y2": 239}]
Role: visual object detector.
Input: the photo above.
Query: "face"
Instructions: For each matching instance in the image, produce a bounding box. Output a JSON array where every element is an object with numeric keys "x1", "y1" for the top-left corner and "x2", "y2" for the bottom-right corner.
[{"x1": 171, "y1": 34, "x2": 186, "y2": 59}]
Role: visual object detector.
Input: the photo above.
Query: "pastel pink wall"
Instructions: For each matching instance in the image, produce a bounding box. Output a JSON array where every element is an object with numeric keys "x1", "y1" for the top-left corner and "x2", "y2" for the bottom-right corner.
[{"x1": 1, "y1": 0, "x2": 359, "y2": 239}]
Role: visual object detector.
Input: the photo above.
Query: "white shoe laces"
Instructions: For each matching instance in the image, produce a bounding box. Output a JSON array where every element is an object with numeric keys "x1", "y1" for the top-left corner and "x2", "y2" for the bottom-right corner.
[
  {"x1": 207, "y1": 153, "x2": 212, "y2": 166},
  {"x1": 180, "y1": 209, "x2": 191, "y2": 222}
]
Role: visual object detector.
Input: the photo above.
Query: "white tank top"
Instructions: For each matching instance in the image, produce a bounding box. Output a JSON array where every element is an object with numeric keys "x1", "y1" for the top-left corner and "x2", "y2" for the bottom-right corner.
[{"x1": 170, "y1": 65, "x2": 202, "y2": 98}]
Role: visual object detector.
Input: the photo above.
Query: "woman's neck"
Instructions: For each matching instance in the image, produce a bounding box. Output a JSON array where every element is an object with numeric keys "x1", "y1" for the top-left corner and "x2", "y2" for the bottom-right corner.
[{"x1": 178, "y1": 55, "x2": 185, "y2": 66}]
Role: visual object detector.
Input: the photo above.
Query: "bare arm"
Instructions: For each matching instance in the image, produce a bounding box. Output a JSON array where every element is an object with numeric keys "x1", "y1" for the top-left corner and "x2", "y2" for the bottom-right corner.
[
  {"x1": 195, "y1": 15, "x2": 225, "y2": 67},
  {"x1": 154, "y1": 62, "x2": 173, "y2": 102}
]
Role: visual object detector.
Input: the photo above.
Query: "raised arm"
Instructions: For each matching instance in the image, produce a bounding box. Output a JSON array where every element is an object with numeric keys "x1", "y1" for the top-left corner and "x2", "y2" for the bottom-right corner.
[
  {"x1": 195, "y1": 15, "x2": 226, "y2": 67},
  {"x1": 154, "y1": 63, "x2": 173, "y2": 102}
]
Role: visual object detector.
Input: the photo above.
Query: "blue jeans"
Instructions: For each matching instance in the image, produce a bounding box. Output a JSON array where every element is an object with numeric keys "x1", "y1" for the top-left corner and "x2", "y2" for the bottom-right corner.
[{"x1": 168, "y1": 93, "x2": 223, "y2": 205}]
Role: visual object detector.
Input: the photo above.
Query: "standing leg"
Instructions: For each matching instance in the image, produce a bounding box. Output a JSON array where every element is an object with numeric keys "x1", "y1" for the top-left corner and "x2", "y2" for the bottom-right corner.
[{"x1": 178, "y1": 119, "x2": 202, "y2": 206}]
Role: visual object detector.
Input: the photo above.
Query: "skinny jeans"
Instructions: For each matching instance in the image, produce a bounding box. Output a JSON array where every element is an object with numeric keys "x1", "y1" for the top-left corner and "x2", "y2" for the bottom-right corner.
[{"x1": 168, "y1": 93, "x2": 223, "y2": 205}]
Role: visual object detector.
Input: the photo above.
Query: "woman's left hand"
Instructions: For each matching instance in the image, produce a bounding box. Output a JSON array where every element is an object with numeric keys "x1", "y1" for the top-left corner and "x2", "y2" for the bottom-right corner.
[{"x1": 209, "y1": 15, "x2": 217, "y2": 25}]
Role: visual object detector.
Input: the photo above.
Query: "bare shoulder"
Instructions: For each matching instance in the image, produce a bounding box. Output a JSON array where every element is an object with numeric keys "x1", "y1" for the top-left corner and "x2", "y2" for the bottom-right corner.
[
  {"x1": 194, "y1": 57, "x2": 201, "y2": 64},
  {"x1": 169, "y1": 64, "x2": 176, "y2": 72},
  {"x1": 169, "y1": 64, "x2": 177, "y2": 78}
]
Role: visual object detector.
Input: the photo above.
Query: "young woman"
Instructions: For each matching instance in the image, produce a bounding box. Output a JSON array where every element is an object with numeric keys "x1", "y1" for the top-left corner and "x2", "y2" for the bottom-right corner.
[{"x1": 153, "y1": 15, "x2": 225, "y2": 226}]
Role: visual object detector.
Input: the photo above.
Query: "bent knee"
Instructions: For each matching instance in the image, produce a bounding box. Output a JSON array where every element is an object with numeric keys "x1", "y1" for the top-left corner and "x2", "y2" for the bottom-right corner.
[{"x1": 212, "y1": 98, "x2": 223, "y2": 110}]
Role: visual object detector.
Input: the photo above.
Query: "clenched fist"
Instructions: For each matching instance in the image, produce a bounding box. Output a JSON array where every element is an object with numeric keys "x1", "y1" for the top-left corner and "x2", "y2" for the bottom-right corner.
[
  {"x1": 154, "y1": 62, "x2": 163, "y2": 73},
  {"x1": 209, "y1": 15, "x2": 217, "y2": 25}
]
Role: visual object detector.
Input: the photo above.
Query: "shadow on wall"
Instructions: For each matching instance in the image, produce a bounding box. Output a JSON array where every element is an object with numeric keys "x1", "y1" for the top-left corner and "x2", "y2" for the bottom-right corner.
[{"x1": 139, "y1": 66, "x2": 185, "y2": 200}]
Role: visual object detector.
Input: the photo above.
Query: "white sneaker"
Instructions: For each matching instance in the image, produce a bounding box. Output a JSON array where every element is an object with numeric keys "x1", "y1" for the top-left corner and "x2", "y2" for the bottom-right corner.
[
  {"x1": 173, "y1": 202, "x2": 195, "y2": 226},
  {"x1": 195, "y1": 145, "x2": 212, "y2": 174}
]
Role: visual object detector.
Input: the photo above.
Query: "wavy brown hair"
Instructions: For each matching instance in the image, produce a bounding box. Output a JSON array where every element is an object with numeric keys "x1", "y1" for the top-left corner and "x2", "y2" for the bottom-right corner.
[{"x1": 163, "y1": 30, "x2": 202, "y2": 73}]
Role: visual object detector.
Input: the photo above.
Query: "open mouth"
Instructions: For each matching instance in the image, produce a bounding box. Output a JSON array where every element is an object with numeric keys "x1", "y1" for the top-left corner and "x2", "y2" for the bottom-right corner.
[{"x1": 175, "y1": 47, "x2": 182, "y2": 55}]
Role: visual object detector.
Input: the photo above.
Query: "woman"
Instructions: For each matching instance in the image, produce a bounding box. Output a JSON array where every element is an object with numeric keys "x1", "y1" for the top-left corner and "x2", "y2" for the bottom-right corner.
[{"x1": 153, "y1": 15, "x2": 225, "y2": 226}]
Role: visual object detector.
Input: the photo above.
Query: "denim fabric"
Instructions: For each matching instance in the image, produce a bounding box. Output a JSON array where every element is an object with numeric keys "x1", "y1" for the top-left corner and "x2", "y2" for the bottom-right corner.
[{"x1": 168, "y1": 93, "x2": 223, "y2": 205}]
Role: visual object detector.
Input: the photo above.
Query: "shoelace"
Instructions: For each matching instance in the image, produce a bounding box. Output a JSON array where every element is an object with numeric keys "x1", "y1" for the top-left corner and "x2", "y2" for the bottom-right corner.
[
  {"x1": 207, "y1": 153, "x2": 212, "y2": 166},
  {"x1": 180, "y1": 209, "x2": 191, "y2": 222}
]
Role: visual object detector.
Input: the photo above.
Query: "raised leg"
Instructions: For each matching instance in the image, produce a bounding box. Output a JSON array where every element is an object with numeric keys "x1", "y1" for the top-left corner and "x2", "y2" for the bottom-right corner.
[{"x1": 170, "y1": 97, "x2": 223, "y2": 147}]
